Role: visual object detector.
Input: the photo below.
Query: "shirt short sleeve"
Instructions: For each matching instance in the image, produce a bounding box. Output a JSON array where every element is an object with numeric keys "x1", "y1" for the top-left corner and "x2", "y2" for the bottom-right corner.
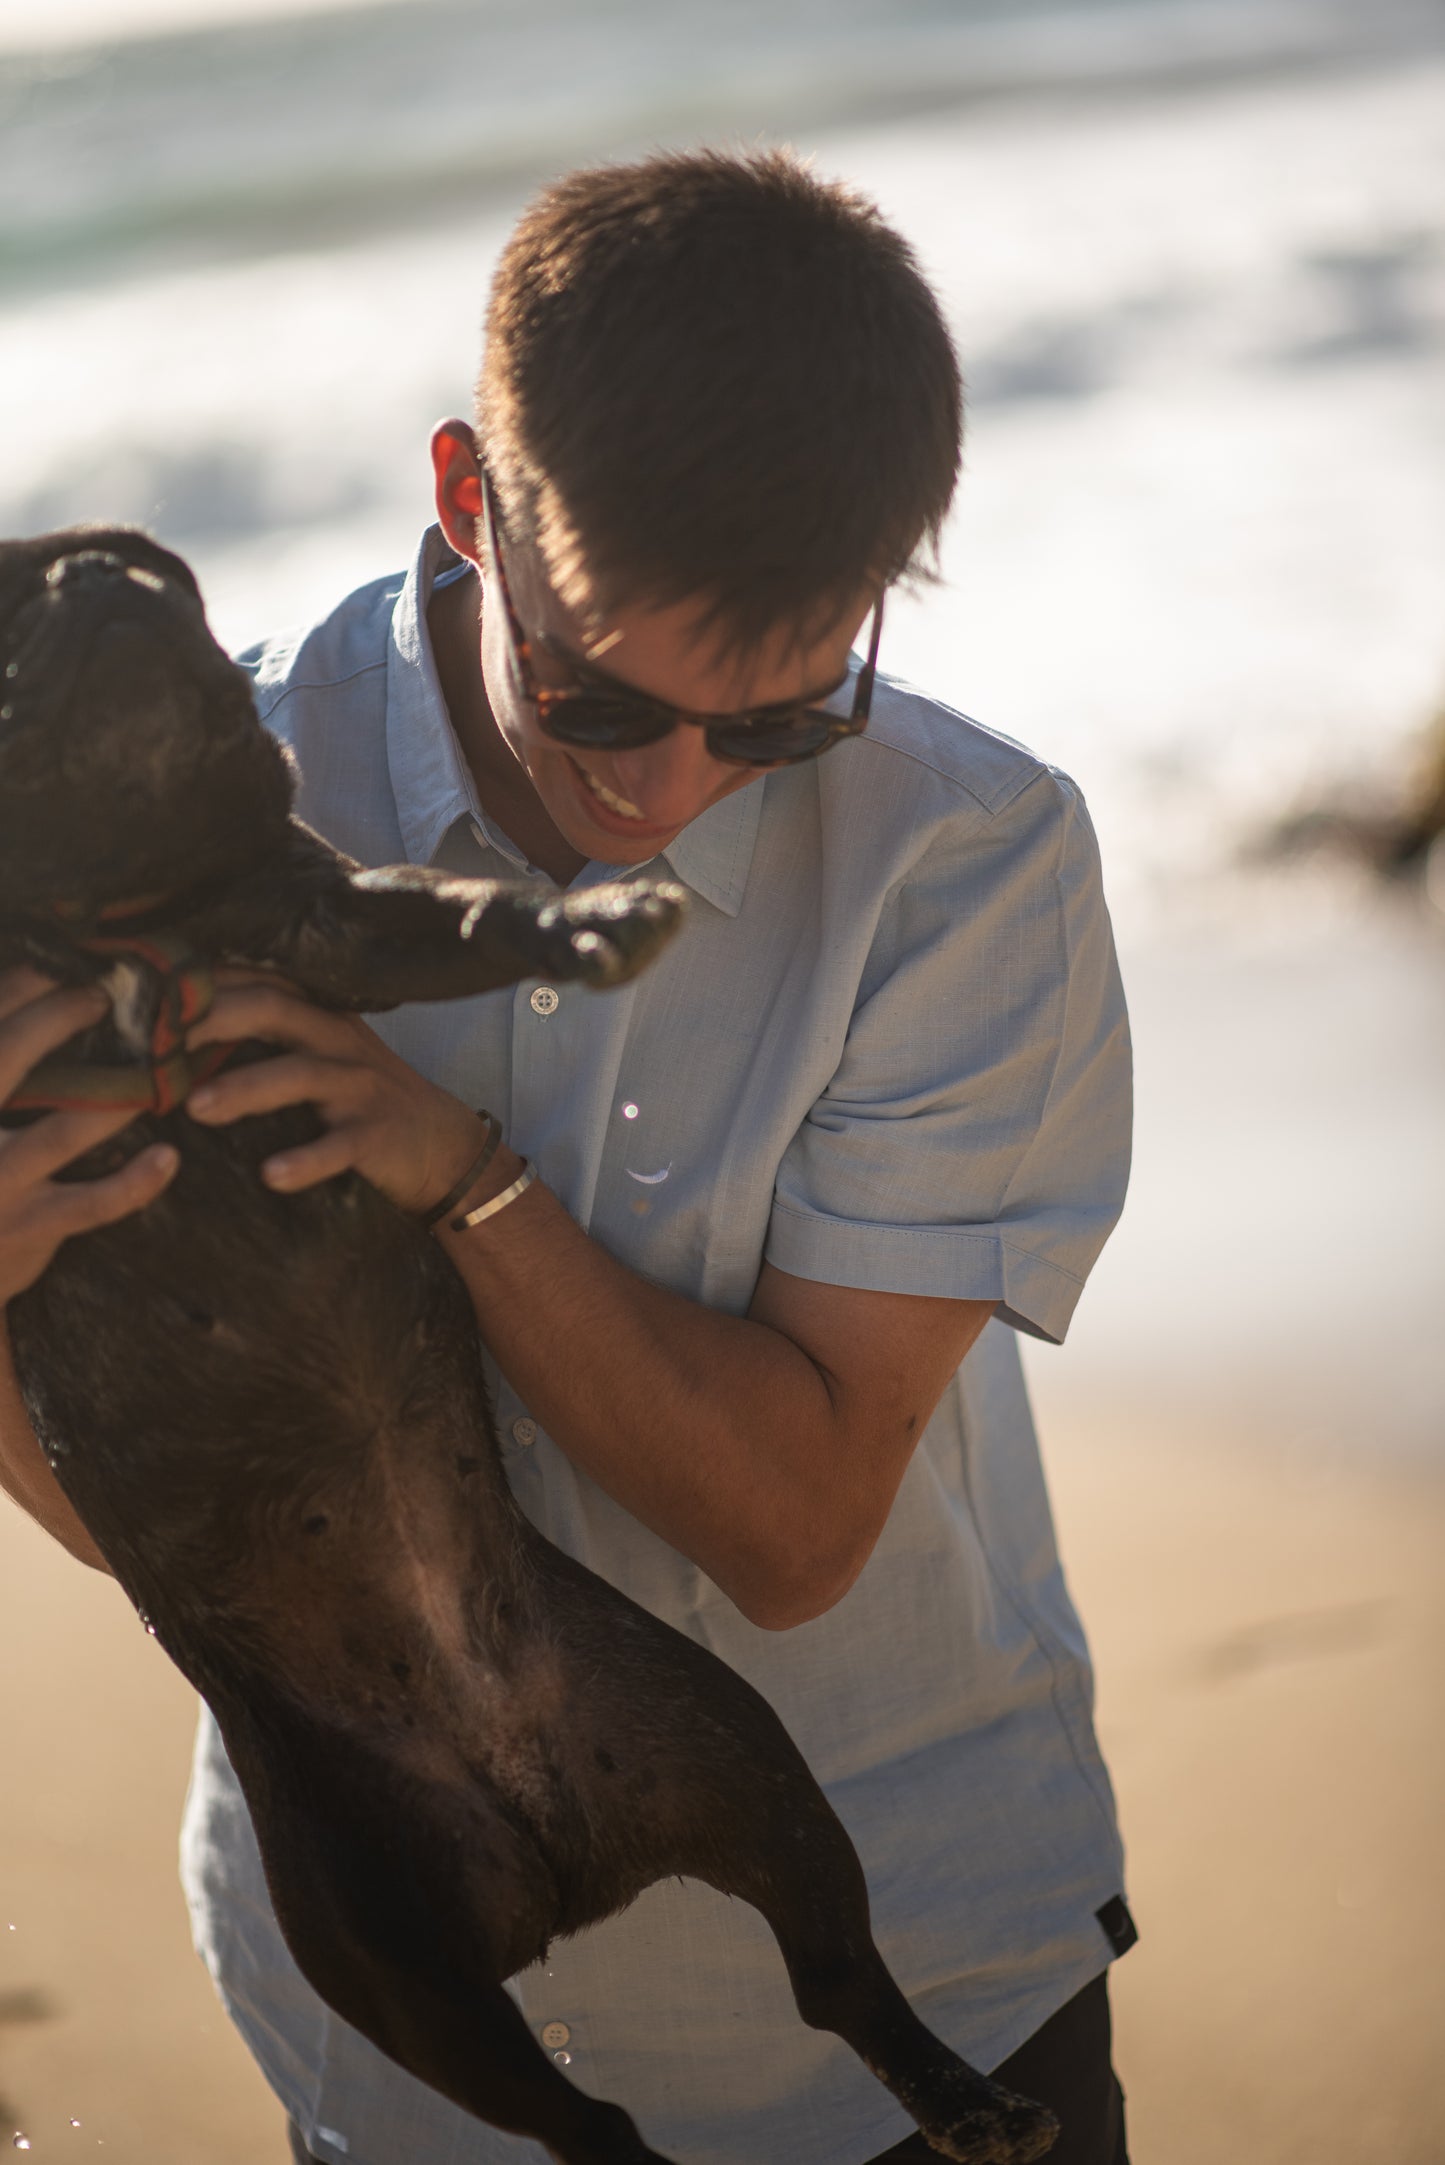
[{"x1": 764, "y1": 766, "x2": 1131, "y2": 1342}]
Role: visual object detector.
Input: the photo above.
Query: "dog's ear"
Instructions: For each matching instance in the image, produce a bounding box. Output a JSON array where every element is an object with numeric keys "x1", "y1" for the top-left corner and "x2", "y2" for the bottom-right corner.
[{"x1": 0, "y1": 534, "x2": 65, "y2": 629}]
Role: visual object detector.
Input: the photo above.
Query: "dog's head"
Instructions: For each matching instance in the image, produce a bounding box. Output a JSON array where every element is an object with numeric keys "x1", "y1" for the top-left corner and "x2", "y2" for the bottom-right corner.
[{"x1": 0, "y1": 525, "x2": 295, "y2": 920}]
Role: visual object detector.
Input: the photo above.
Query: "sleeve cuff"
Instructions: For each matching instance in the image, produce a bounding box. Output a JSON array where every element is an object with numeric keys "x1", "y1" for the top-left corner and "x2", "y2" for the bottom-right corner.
[{"x1": 763, "y1": 1201, "x2": 1086, "y2": 1344}]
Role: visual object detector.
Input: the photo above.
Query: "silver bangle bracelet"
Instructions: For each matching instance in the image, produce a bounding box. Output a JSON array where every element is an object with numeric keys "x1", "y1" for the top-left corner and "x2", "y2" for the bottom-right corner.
[{"x1": 450, "y1": 1159, "x2": 538, "y2": 1233}]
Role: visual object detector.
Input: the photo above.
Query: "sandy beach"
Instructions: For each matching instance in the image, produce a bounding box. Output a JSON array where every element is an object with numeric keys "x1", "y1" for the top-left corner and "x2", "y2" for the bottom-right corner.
[
  {"x1": 1054, "y1": 1414, "x2": 1445, "y2": 2165},
  {"x1": 3, "y1": 892, "x2": 1441, "y2": 2165},
  {"x1": 1032, "y1": 899, "x2": 1445, "y2": 2164}
]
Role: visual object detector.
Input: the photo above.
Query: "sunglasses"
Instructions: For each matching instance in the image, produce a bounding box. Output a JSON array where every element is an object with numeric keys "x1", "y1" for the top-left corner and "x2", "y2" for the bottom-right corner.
[{"x1": 480, "y1": 474, "x2": 884, "y2": 769}]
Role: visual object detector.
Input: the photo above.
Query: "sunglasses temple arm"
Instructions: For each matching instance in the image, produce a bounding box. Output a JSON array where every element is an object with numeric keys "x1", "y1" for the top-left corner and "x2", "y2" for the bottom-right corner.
[{"x1": 854, "y1": 593, "x2": 886, "y2": 714}]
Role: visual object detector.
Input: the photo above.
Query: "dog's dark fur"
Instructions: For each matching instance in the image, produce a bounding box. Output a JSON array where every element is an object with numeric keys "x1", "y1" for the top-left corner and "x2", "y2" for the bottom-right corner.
[{"x1": 0, "y1": 529, "x2": 1057, "y2": 2165}]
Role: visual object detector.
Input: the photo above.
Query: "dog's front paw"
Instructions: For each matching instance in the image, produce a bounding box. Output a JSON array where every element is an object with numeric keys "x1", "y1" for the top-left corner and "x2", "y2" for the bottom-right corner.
[{"x1": 532, "y1": 880, "x2": 686, "y2": 989}]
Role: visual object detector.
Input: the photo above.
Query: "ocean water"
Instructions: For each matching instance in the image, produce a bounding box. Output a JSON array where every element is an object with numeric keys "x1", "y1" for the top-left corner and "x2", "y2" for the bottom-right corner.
[
  {"x1": 1, "y1": 0, "x2": 1443, "y2": 930},
  {"x1": 3, "y1": 0, "x2": 1434, "y2": 283}
]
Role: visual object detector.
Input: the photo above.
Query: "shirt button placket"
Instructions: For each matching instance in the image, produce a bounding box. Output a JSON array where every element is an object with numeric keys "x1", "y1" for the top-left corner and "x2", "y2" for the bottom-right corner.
[
  {"x1": 511, "y1": 910, "x2": 640, "y2": 1235},
  {"x1": 541, "y1": 2017, "x2": 573, "y2": 2064}
]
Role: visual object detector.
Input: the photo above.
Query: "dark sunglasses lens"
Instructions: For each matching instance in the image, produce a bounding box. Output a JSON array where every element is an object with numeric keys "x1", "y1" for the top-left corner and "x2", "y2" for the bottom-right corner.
[
  {"x1": 708, "y1": 712, "x2": 839, "y2": 766},
  {"x1": 539, "y1": 695, "x2": 675, "y2": 750}
]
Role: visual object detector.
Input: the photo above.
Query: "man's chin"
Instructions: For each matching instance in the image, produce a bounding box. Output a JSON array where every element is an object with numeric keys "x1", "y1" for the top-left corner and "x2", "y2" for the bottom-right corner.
[
  {"x1": 575, "y1": 826, "x2": 677, "y2": 867},
  {"x1": 546, "y1": 774, "x2": 680, "y2": 865}
]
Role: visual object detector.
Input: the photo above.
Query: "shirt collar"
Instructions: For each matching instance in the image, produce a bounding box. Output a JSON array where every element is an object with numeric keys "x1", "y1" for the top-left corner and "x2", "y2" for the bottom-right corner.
[
  {"x1": 385, "y1": 525, "x2": 485, "y2": 868},
  {"x1": 384, "y1": 523, "x2": 767, "y2": 915},
  {"x1": 656, "y1": 654, "x2": 857, "y2": 919},
  {"x1": 658, "y1": 785, "x2": 761, "y2": 919}
]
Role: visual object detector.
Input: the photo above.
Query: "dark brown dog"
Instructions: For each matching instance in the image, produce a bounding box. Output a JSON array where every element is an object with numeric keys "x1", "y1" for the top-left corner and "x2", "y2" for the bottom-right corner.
[{"x1": 0, "y1": 527, "x2": 1057, "y2": 2165}]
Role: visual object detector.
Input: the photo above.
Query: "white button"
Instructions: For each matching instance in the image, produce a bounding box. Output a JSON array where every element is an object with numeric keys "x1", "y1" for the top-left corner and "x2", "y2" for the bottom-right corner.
[
  {"x1": 541, "y1": 2021, "x2": 571, "y2": 2049},
  {"x1": 529, "y1": 986, "x2": 559, "y2": 1016},
  {"x1": 511, "y1": 1417, "x2": 537, "y2": 1449}
]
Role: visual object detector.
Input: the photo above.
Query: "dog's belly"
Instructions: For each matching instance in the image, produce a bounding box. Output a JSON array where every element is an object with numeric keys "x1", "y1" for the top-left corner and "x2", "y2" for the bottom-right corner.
[
  {"x1": 8, "y1": 1102, "x2": 560, "y2": 1794},
  {"x1": 218, "y1": 1676, "x2": 568, "y2": 1994},
  {"x1": 10, "y1": 1099, "x2": 481, "y2": 1590}
]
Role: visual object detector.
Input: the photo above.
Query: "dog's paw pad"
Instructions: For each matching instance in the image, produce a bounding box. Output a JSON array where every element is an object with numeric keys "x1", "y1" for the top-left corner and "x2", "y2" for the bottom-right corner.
[
  {"x1": 561, "y1": 882, "x2": 686, "y2": 984},
  {"x1": 922, "y1": 2097, "x2": 1059, "y2": 2165}
]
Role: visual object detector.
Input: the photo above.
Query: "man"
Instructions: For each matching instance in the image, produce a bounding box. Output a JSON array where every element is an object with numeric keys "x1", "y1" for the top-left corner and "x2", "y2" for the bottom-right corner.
[{"x1": 0, "y1": 151, "x2": 1133, "y2": 2163}]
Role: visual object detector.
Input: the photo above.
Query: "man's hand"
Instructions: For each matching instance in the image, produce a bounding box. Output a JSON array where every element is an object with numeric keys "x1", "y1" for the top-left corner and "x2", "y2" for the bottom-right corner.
[
  {"x1": 0, "y1": 968, "x2": 179, "y2": 1306},
  {"x1": 0, "y1": 966, "x2": 167, "y2": 1573},
  {"x1": 185, "y1": 973, "x2": 485, "y2": 1217}
]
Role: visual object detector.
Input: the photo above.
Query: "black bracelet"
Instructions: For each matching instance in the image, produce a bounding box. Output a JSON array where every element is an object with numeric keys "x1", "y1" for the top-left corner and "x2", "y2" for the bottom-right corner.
[{"x1": 416, "y1": 1110, "x2": 503, "y2": 1228}]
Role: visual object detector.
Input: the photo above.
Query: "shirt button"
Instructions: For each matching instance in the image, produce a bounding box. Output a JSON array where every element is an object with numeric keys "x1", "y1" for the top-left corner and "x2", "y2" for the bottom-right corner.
[
  {"x1": 529, "y1": 986, "x2": 560, "y2": 1016},
  {"x1": 541, "y1": 2021, "x2": 571, "y2": 2049},
  {"x1": 511, "y1": 1417, "x2": 537, "y2": 1449}
]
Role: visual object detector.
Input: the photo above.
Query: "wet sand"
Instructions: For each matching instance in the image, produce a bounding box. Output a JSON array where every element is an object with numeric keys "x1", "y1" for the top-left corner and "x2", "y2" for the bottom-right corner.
[{"x1": 1, "y1": 903, "x2": 1442, "y2": 2164}]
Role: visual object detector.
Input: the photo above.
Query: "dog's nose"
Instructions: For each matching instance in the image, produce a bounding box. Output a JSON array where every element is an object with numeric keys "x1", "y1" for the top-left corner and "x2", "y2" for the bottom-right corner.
[
  {"x1": 47, "y1": 549, "x2": 135, "y2": 601},
  {"x1": 48, "y1": 550, "x2": 129, "y2": 590},
  {"x1": 47, "y1": 551, "x2": 168, "y2": 604}
]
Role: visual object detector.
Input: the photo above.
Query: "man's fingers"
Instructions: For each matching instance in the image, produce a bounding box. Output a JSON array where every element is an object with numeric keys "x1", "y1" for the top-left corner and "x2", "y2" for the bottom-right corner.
[
  {"x1": 186, "y1": 1051, "x2": 359, "y2": 1126},
  {"x1": 0, "y1": 1103, "x2": 144, "y2": 1187},
  {"x1": 47, "y1": 1143, "x2": 180, "y2": 1234},
  {"x1": 208, "y1": 964, "x2": 307, "y2": 998},
  {"x1": 209, "y1": 964, "x2": 297, "y2": 987},
  {"x1": 0, "y1": 982, "x2": 110, "y2": 1102},
  {"x1": 188, "y1": 983, "x2": 356, "y2": 1057},
  {"x1": 0, "y1": 966, "x2": 64, "y2": 1021},
  {"x1": 259, "y1": 1127, "x2": 360, "y2": 1194}
]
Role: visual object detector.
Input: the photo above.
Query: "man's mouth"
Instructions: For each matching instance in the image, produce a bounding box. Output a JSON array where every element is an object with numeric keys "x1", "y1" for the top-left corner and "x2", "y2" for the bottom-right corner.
[{"x1": 577, "y1": 765, "x2": 648, "y2": 823}]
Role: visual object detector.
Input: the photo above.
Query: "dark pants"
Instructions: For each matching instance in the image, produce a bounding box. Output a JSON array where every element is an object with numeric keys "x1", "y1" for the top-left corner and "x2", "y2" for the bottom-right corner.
[
  {"x1": 863, "y1": 1971, "x2": 1127, "y2": 2164},
  {"x1": 288, "y1": 1971, "x2": 1127, "y2": 2165}
]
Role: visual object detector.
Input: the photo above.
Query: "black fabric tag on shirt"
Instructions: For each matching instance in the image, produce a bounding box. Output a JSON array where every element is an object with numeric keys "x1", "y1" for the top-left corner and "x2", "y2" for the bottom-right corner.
[{"x1": 1095, "y1": 1895, "x2": 1139, "y2": 1959}]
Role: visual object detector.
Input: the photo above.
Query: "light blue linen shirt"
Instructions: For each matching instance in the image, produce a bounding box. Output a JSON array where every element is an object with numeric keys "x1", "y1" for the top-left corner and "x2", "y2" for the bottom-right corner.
[{"x1": 180, "y1": 526, "x2": 1133, "y2": 2165}]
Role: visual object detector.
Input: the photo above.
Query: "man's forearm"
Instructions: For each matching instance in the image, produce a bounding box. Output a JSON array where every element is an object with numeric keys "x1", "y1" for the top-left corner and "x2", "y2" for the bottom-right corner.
[
  {"x1": 0, "y1": 1322, "x2": 110, "y2": 1570},
  {"x1": 440, "y1": 1171, "x2": 848, "y2": 1625},
  {"x1": 435, "y1": 1149, "x2": 973, "y2": 1629}
]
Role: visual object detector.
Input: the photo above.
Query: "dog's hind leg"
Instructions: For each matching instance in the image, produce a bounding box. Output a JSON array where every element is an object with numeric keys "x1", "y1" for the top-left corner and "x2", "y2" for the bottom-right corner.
[
  {"x1": 538, "y1": 1570, "x2": 1058, "y2": 2163},
  {"x1": 706, "y1": 1802, "x2": 1058, "y2": 2165},
  {"x1": 336, "y1": 1971, "x2": 678, "y2": 2165},
  {"x1": 662, "y1": 1757, "x2": 1057, "y2": 2165},
  {"x1": 752, "y1": 1849, "x2": 1056, "y2": 2163}
]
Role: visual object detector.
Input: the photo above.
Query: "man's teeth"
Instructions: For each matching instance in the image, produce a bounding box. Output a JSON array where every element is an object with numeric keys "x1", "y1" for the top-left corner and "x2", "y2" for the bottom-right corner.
[{"x1": 581, "y1": 769, "x2": 647, "y2": 821}]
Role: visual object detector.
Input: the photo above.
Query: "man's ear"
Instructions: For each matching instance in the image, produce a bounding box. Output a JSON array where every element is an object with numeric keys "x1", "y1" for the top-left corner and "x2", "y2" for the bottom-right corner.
[{"x1": 429, "y1": 419, "x2": 484, "y2": 563}]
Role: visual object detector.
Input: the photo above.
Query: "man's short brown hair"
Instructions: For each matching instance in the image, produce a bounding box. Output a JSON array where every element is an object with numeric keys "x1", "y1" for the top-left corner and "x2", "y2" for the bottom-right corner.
[{"x1": 476, "y1": 148, "x2": 962, "y2": 652}]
